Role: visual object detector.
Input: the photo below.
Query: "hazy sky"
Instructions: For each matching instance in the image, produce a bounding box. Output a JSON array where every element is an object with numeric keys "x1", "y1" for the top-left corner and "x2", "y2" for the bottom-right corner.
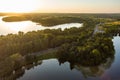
[
  {"x1": 36, "y1": 0, "x2": 120, "y2": 13},
  {"x1": 0, "y1": 0, "x2": 120, "y2": 13}
]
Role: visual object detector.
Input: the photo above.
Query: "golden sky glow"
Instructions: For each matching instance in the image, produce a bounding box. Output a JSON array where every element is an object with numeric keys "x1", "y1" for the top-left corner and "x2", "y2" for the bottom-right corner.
[
  {"x1": 0, "y1": 0, "x2": 40, "y2": 13},
  {"x1": 0, "y1": 0, "x2": 120, "y2": 13}
]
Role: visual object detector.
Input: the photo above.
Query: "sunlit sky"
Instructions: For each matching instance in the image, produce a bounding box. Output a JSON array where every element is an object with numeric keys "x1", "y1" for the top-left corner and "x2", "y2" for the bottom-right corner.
[{"x1": 0, "y1": 0, "x2": 120, "y2": 13}]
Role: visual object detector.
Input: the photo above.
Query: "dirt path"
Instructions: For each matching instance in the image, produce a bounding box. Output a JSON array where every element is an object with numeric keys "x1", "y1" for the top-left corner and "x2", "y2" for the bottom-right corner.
[
  {"x1": 93, "y1": 23, "x2": 105, "y2": 36},
  {"x1": 29, "y1": 47, "x2": 59, "y2": 56}
]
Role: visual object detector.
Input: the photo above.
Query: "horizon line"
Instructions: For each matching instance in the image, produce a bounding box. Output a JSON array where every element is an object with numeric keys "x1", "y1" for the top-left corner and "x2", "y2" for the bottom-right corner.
[{"x1": 0, "y1": 12, "x2": 120, "y2": 14}]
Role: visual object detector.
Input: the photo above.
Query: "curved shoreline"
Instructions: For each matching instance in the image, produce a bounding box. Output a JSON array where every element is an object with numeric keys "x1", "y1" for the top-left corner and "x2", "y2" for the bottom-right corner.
[{"x1": 2, "y1": 16, "x2": 83, "y2": 26}]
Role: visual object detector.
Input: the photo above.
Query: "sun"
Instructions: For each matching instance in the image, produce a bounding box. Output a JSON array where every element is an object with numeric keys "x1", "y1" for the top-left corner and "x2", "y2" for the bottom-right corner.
[{"x1": 0, "y1": 0, "x2": 39, "y2": 13}]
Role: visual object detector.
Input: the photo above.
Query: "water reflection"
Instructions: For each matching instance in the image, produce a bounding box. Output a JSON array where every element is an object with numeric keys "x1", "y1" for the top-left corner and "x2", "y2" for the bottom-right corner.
[
  {"x1": 0, "y1": 59, "x2": 42, "y2": 80},
  {"x1": 74, "y1": 58, "x2": 114, "y2": 79},
  {"x1": 17, "y1": 57, "x2": 114, "y2": 80},
  {"x1": 0, "y1": 34, "x2": 117, "y2": 80},
  {"x1": 0, "y1": 17, "x2": 82, "y2": 35},
  {"x1": 58, "y1": 57, "x2": 114, "y2": 79},
  {"x1": 15, "y1": 34, "x2": 119, "y2": 80},
  {"x1": 101, "y1": 35, "x2": 120, "y2": 80},
  {"x1": 0, "y1": 55, "x2": 114, "y2": 80},
  {"x1": 0, "y1": 38, "x2": 118, "y2": 80}
]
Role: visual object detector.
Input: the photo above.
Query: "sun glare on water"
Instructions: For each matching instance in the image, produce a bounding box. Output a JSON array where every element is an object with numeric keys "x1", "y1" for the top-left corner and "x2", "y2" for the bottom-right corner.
[
  {"x1": 0, "y1": 0, "x2": 39, "y2": 13},
  {"x1": 3, "y1": 21, "x2": 32, "y2": 33}
]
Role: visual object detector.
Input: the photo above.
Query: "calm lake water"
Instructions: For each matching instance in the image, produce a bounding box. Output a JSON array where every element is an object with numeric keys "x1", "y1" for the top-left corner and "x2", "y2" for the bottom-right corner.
[
  {"x1": 0, "y1": 16, "x2": 82, "y2": 35},
  {"x1": 17, "y1": 35, "x2": 120, "y2": 80}
]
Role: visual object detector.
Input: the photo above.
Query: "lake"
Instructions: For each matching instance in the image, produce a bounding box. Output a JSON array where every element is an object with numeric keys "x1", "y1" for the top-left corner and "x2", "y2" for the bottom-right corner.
[
  {"x1": 0, "y1": 16, "x2": 82, "y2": 35},
  {"x1": 16, "y1": 35, "x2": 120, "y2": 80}
]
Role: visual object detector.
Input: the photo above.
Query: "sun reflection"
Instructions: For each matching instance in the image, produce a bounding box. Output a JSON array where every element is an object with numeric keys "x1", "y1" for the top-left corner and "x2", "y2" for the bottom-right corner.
[
  {"x1": 10, "y1": 25, "x2": 25, "y2": 32},
  {"x1": 6, "y1": 22, "x2": 30, "y2": 32}
]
